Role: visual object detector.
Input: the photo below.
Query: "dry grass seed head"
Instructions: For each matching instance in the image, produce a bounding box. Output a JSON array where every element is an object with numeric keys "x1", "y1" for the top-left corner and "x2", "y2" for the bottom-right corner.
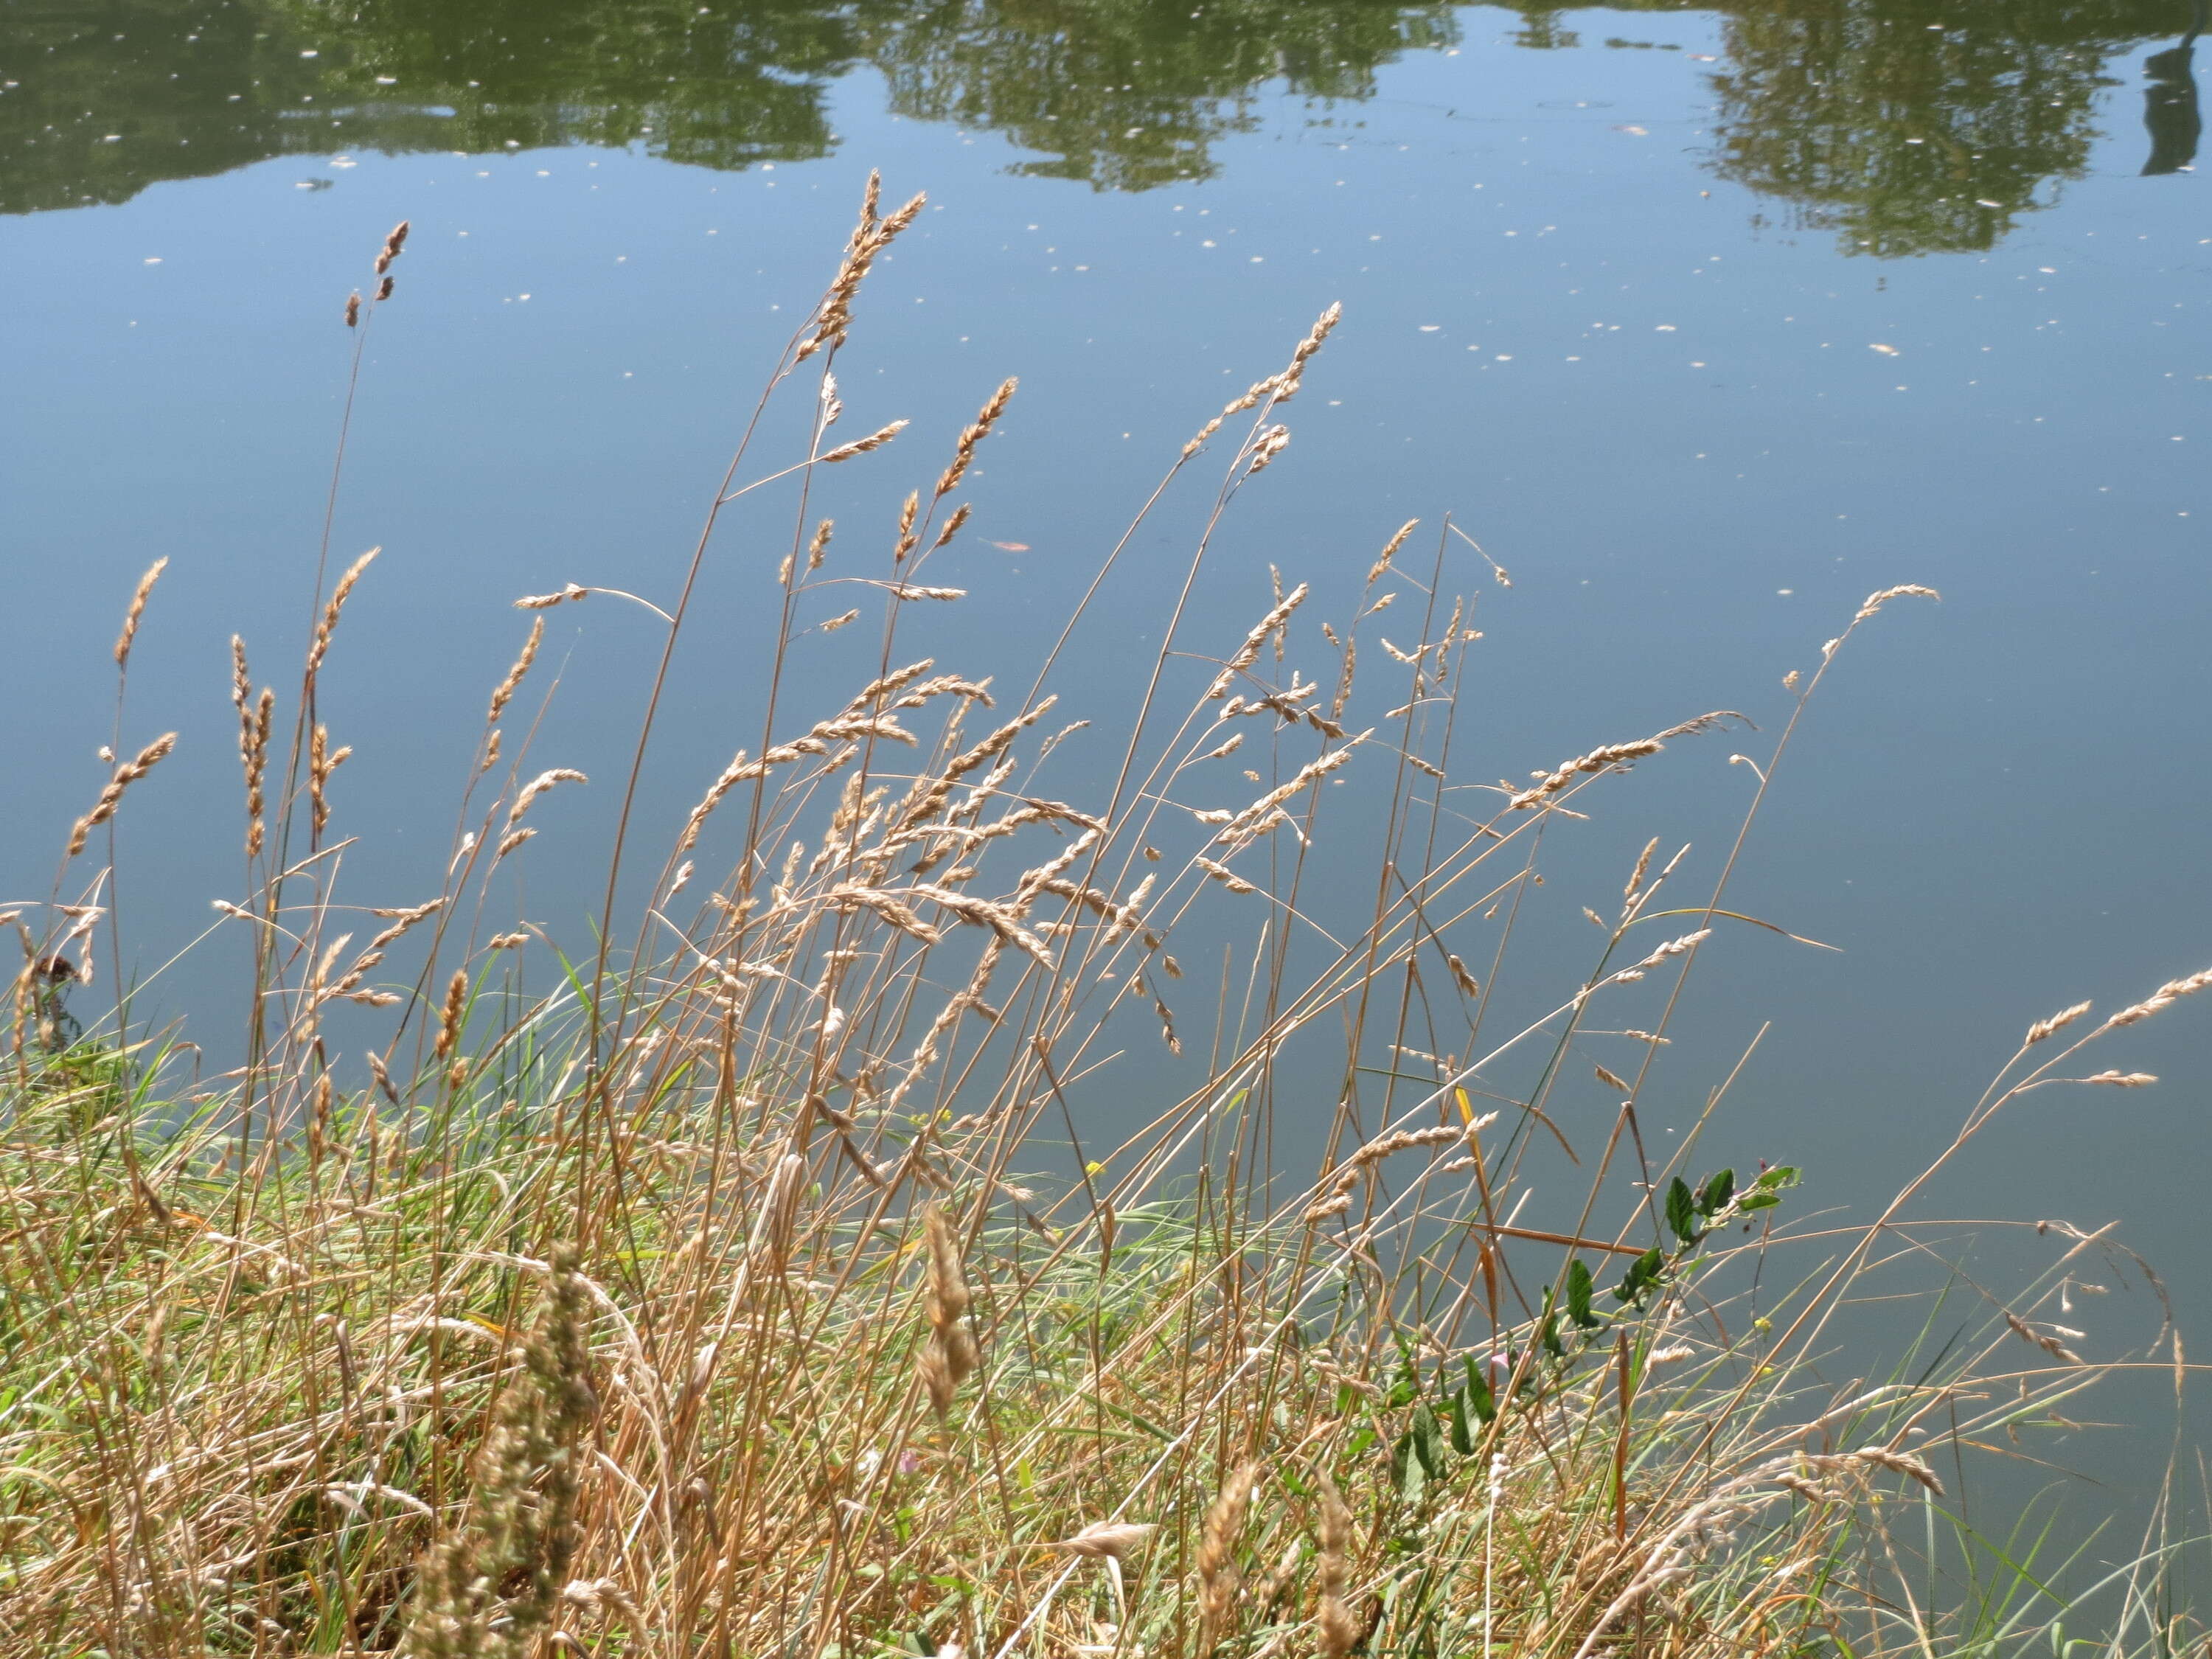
[
  {"x1": 1044, "y1": 1521, "x2": 1157, "y2": 1561},
  {"x1": 821, "y1": 418, "x2": 908, "y2": 464},
  {"x1": 1848, "y1": 1446, "x2": 1947, "y2": 1495},
  {"x1": 376, "y1": 218, "x2": 409, "y2": 271},
  {"x1": 931, "y1": 501, "x2": 973, "y2": 552},
  {"x1": 246, "y1": 689, "x2": 274, "y2": 856},
  {"x1": 935, "y1": 377, "x2": 1018, "y2": 500},
  {"x1": 1366, "y1": 519, "x2": 1419, "y2": 585},
  {"x1": 2098, "y1": 967, "x2": 2212, "y2": 1032},
  {"x1": 67, "y1": 733, "x2": 177, "y2": 858},
  {"x1": 2025, "y1": 1000, "x2": 2093, "y2": 1045},
  {"x1": 509, "y1": 768, "x2": 588, "y2": 825},
  {"x1": 919, "y1": 1201, "x2": 981, "y2": 1415},
  {"x1": 1853, "y1": 583, "x2": 1941, "y2": 622},
  {"x1": 307, "y1": 722, "x2": 350, "y2": 835},
  {"x1": 403, "y1": 1242, "x2": 597, "y2": 1659},
  {"x1": 799, "y1": 174, "x2": 925, "y2": 362},
  {"x1": 307, "y1": 547, "x2": 379, "y2": 680},
  {"x1": 1315, "y1": 1471, "x2": 1357, "y2": 1659},
  {"x1": 1273, "y1": 300, "x2": 1343, "y2": 401},
  {"x1": 431, "y1": 968, "x2": 468, "y2": 1060},
  {"x1": 1208, "y1": 583, "x2": 1310, "y2": 699},
  {"x1": 516, "y1": 582, "x2": 588, "y2": 610},
  {"x1": 114, "y1": 557, "x2": 168, "y2": 669},
  {"x1": 1245, "y1": 423, "x2": 1291, "y2": 475},
  {"x1": 488, "y1": 616, "x2": 545, "y2": 726},
  {"x1": 1198, "y1": 1461, "x2": 1261, "y2": 1650},
  {"x1": 1507, "y1": 712, "x2": 1742, "y2": 812}
]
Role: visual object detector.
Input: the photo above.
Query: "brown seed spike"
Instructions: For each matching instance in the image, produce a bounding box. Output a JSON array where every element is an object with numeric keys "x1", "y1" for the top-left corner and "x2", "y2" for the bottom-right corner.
[
  {"x1": 375, "y1": 275, "x2": 394, "y2": 303},
  {"x1": 2025, "y1": 1000, "x2": 2092, "y2": 1046},
  {"x1": 487, "y1": 616, "x2": 544, "y2": 726},
  {"x1": 919, "y1": 1203, "x2": 979, "y2": 1416},
  {"x1": 1197, "y1": 1462, "x2": 1259, "y2": 1654},
  {"x1": 344, "y1": 291, "x2": 361, "y2": 328},
  {"x1": 1315, "y1": 1472, "x2": 1357, "y2": 1659},
  {"x1": 1043, "y1": 1521, "x2": 1156, "y2": 1561},
  {"x1": 246, "y1": 689, "x2": 272, "y2": 856},
  {"x1": 934, "y1": 377, "x2": 1018, "y2": 500},
  {"x1": 820, "y1": 419, "x2": 906, "y2": 464},
  {"x1": 1366, "y1": 518, "x2": 1419, "y2": 585},
  {"x1": 434, "y1": 968, "x2": 467, "y2": 1060},
  {"x1": 307, "y1": 547, "x2": 379, "y2": 682},
  {"x1": 114, "y1": 557, "x2": 168, "y2": 669},
  {"x1": 66, "y1": 733, "x2": 177, "y2": 857}
]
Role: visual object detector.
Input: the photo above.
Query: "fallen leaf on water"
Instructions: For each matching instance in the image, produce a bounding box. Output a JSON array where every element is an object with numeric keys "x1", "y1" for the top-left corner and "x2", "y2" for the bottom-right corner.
[
  {"x1": 1613, "y1": 124, "x2": 1649, "y2": 136},
  {"x1": 1868, "y1": 343, "x2": 1900, "y2": 356},
  {"x1": 992, "y1": 540, "x2": 1031, "y2": 552}
]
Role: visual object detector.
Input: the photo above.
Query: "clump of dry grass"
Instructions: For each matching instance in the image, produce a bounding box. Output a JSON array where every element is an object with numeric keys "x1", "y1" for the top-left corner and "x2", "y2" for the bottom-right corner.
[{"x1": 0, "y1": 179, "x2": 2202, "y2": 1659}]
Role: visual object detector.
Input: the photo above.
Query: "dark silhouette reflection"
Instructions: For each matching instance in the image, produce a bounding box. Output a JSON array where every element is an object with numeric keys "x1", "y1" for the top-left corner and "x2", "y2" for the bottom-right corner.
[
  {"x1": 2140, "y1": 1, "x2": 2206, "y2": 173},
  {"x1": 1699, "y1": 0, "x2": 2199, "y2": 254},
  {"x1": 865, "y1": 1, "x2": 1458, "y2": 190},
  {"x1": 0, "y1": 0, "x2": 2193, "y2": 254},
  {"x1": 0, "y1": 0, "x2": 1454, "y2": 213}
]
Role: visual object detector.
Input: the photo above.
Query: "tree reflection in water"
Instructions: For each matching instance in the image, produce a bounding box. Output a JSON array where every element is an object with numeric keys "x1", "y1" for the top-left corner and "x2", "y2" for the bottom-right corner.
[
  {"x1": 0, "y1": 0, "x2": 2197, "y2": 253},
  {"x1": 2138, "y1": 0, "x2": 2204, "y2": 174}
]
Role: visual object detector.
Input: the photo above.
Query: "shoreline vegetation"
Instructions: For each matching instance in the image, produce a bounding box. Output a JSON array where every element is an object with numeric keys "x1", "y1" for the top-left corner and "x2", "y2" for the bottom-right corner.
[{"x1": 3, "y1": 182, "x2": 2205, "y2": 1657}]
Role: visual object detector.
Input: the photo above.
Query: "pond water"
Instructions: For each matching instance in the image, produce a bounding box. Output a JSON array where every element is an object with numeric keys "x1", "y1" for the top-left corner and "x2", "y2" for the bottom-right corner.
[{"x1": 4, "y1": 0, "x2": 2209, "y2": 1506}]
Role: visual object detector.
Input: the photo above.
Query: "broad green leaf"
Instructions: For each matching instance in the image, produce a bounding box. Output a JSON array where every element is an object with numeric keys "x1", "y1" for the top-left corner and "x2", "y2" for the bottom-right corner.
[
  {"x1": 1565, "y1": 1259, "x2": 1601, "y2": 1329},
  {"x1": 1412, "y1": 1401, "x2": 1449, "y2": 1478},
  {"x1": 1613, "y1": 1245, "x2": 1665, "y2": 1304},
  {"x1": 1462, "y1": 1354, "x2": 1496, "y2": 1424},
  {"x1": 1393, "y1": 1430, "x2": 1426, "y2": 1502},
  {"x1": 1447, "y1": 1385, "x2": 1476, "y2": 1453},
  {"x1": 1666, "y1": 1178, "x2": 1700, "y2": 1245}
]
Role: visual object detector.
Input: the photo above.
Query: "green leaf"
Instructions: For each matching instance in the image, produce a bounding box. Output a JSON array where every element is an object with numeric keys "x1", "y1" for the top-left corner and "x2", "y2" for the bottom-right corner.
[
  {"x1": 1412, "y1": 1402, "x2": 1449, "y2": 1478},
  {"x1": 1565, "y1": 1259, "x2": 1601, "y2": 1329},
  {"x1": 1736, "y1": 1192, "x2": 1782, "y2": 1214},
  {"x1": 1613, "y1": 1246, "x2": 1665, "y2": 1304},
  {"x1": 1666, "y1": 1178, "x2": 1700, "y2": 1245},
  {"x1": 1462, "y1": 1354, "x2": 1496, "y2": 1425},
  {"x1": 1447, "y1": 1385, "x2": 1476, "y2": 1454},
  {"x1": 1392, "y1": 1430, "x2": 1427, "y2": 1503},
  {"x1": 1697, "y1": 1168, "x2": 1736, "y2": 1216},
  {"x1": 1752, "y1": 1165, "x2": 1800, "y2": 1192},
  {"x1": 1541, "y1": 1315, "x2": 1564, "y2": 1357}
]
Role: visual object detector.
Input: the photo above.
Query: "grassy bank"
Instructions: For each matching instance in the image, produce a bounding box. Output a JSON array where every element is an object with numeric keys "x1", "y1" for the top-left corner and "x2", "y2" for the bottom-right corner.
[{"x1": 1, "y1": 184, "x2": 2202, "y2": 1658}]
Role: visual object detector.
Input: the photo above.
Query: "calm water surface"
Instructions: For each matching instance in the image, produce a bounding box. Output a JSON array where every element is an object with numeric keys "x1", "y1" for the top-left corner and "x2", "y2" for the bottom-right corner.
[{"x1": 5, "y1": 0, "x2": 2210, "y2": 1502}]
